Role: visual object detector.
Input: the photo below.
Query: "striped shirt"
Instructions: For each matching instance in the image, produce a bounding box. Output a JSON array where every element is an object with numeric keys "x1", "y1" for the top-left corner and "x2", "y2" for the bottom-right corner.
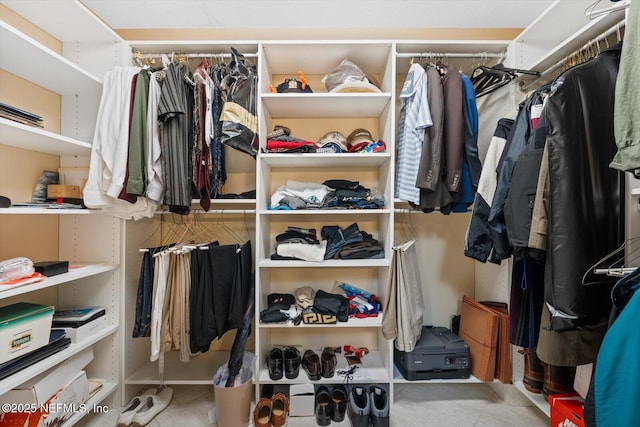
[
  {"x1": 395, "y1": 63, "x2": 433, "y2": 204},
  {"x1": 158, "y1": 62, "x2": 193, "y2": 213}
]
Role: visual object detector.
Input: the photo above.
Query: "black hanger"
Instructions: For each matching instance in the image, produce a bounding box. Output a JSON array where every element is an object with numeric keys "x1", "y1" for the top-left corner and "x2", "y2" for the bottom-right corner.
[{"x1": 471, "y1": 63, "x2": 540, "y2": 98}]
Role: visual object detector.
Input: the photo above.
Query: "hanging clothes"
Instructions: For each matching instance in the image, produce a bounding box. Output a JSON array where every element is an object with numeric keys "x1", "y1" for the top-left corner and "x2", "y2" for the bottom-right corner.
[
  {"x1": 416, "y1": 64, "x2": 451, "y2": 212},
  {"x1": 464, "y1": 118, "x2": 513, "y2": 262},
  {"x1": 610, "y1": 0, "x2": 640, "y2": 171},
  {"x1": 584, "y1": 277, "x2": 640, "y2": 426},
  {"x1": 159, "y1": 62, "x2": 195, "y2": 215},
  {"x1": 382, "y1": 239, "x2": 425, "y2": 352},
  {"x1": 83, "y1": 66, "x2": 159, "y2": 220},
  {"x1": 395, "y1": 63, "x2": 433, "y2": 204}
]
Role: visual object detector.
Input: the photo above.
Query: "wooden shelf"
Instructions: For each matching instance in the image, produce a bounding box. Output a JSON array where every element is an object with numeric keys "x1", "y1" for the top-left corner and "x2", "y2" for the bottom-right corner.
[
  {"x1": 257, "y1": 350, "x2": 389, "y2": 385},
  {"x1": 261, "y1": 42, "x2": 393, "y2": 75},
  {"x1": 259, "y1": 316, "x2": 382, "y2": 328},
  {"x1": 0, "y1": 117, "x2": 91, "y2": 156},
  {"x1": 261, "y1": 93, "x2": 391, "y2": 118},
  {"x1": 260, "y1": 153, "x2": 391, "y2": 167},
  {"x1": 0, "y1": 20, "x2": 102, "y2": 95},
  {"x1": 0, "y1": 264, "x2": 117, "y2": 299},
  {"x1": 260, "y1": 209, "x2": 390, "y2": 216},
  {"x1": 392, "y1": 365, "x2": 485, "y2": 384},
  {"x1": 259, "y1": 258, "x2": 390, "y2": 268},
  {"x1": 0, "y1": 324, "x2": 118, "y2": 395},
  {"x1": 514, "y1": 380, "x2": 550, "y2": 417},
  {"x1": 62, "y1": 382, "x2": 118, "y2": 426},
  {"x1": 0, "y1": 207, "x2": 92, "y2": 215},
  {"x1": 1, "y1": 0, "x2": 122, "y2": 43},
  {"x1": 125, "y1": 350, "x2": 229, "y2": 385}
]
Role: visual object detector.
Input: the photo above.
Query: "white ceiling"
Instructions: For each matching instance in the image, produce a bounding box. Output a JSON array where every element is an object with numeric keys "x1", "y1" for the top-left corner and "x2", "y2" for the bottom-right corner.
[{"x1": 81, "y1": 0, "x2": 558, "y2": 29}]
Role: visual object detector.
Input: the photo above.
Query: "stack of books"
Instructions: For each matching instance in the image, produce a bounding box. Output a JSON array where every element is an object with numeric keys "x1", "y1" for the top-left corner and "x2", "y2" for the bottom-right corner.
[{"x1": 0, "y1": 102, "x2": 43, "y2": 128}]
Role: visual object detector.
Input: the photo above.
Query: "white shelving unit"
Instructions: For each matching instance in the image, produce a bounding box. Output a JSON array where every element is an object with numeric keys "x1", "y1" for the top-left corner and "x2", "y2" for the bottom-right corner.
[
  {"x1": 125, "y1": 351, "x2": 228, "y2": 385},
  {"x1": 0, "y1": 264, "x2": 117, "y2": 298},
  {"x1": 0, "y1": 1, "x2": 127, "y2": 424},
  {"x1": 513, "y1": 381, "x2": 550, "y2": 417},
  {"x1": 0, "y1": 325, "x2": 119, "y2": 395},
  {"x1": 255, "y1": 40, "x2": 396, "y2": 402},
  {"x1": 0, "y1": 118, "x2": 91, "y2": 156},
  {"x1": 62, "y1": 382, "x2": 118, "y2": 427}
]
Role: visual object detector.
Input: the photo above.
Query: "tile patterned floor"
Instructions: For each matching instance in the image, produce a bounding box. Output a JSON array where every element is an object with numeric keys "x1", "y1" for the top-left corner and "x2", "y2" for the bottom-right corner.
[{"x1": 139, "y1": 383, "x2": 548, "y2": 427}]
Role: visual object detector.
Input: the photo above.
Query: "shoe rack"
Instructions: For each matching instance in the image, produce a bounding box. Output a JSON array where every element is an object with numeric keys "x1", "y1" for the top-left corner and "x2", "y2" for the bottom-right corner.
[{"x1": 255, "y1": 41, "x2": 396, "y2": 397}]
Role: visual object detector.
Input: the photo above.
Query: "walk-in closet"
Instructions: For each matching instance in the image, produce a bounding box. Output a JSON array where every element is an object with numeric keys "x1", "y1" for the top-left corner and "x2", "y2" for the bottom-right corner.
[{"x1": 0, "y1": 1, "x2": 636, "y2": 426}]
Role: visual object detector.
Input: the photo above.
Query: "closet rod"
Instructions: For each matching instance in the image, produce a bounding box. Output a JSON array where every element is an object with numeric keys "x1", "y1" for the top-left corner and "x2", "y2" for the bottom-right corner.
[
  {"x1": 159, "y1": 209, "x2": 256, "y2": 215},
  {"x1": 519, "y1": 18, "x2": 625, "y2": 91},
  {"x1": 394, "y1": 208, "x2": 471, "y2": 213},
  {"x1": 396, "y1": 52, "x2": 504, "y2": 59},
  {"x1": 594, "y1": 267, "x2": 636, "y2": 277},
  {"x1": 134, "y1": 52, "x2": 258, "y2": 59},
  {"x1": 586, "y1": 0, "x2": 630, "y2": 19}
]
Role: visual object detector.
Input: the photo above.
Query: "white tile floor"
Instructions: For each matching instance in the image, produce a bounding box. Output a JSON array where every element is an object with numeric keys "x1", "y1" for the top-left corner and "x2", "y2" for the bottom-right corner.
[{"x1": 141, "y1": 383, "x2": 549, "y2": 427}]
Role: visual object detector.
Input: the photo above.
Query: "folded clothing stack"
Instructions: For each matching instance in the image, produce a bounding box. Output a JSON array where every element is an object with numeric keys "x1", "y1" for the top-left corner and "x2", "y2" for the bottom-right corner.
[
  {"x1": 271, "y1": 227, "x2": 327, "y2": 262},
  {"x1": 269, "y1": 179, "x2": 384, "y2": 210},
  {"x1": 266, "y1": 125, "x2": 317, "y2": 153},
  {"x1": 259, "y1": 288, "x2": 350, "y2": 324},
  {"x1": 322, "y1": 223, "x2": 384, "y2": 260}
]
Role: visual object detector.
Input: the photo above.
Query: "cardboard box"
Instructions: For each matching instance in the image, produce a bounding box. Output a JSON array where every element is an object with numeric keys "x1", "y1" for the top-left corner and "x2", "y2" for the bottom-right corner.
[
  {"x1": 0, "y1": 302, "x2": 54, "y2": 364},
  {"x1": 458, "y1": 295, "x2": 500, "y2": 382},
  {"x1": 289, "y1": 384, "x2": 315, "y2": 417},
  {"x1": 550, "y1": 394, "x2": 585, "y2": 427},
  {"x1": 56, "y1": 315, "x2": 108, "y2": 344},
  {"x1": 47, "y1": 185, "x2": 80, "y2": 199},
  {"x1": 42, "y1": 370, "x2": 90, "y2": 427},
  {"x1": 2, "y1": 347, "x2": 93, "y2": 406}
]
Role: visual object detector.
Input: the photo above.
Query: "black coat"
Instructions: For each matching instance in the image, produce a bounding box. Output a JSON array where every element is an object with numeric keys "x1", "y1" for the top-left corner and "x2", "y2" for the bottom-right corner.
[{"x1": 545, "y1": 44, "x2": 624, "y2": 332}]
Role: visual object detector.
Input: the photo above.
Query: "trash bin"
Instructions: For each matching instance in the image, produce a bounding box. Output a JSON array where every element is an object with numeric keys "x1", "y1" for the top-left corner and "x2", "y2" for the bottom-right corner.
[{"x1": 213, "y1": 352, "x2": 254, "y2": 427}]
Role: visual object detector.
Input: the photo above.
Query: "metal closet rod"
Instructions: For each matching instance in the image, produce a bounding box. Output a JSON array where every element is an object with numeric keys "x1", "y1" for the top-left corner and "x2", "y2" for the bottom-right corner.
[
  {"x1": 519, "y1": 18, "x2": 625, "y2": 91},
  {"x1": 134, "y1": 52, "x2": 258, "y2": 59},
  {"x1": 396, "y1": 52, "x2": 504, "y2": 59},
  {"x1": 159, "y1": 209, "x2": 256, "y2": 214}
]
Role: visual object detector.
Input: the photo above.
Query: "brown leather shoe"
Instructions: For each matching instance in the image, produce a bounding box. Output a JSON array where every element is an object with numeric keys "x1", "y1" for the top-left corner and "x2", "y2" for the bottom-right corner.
[
  {"x1": 542, "y1": 362, "x2": 576, "y2": 402},
  {"x1": 321, "y1": 347, "x2": 337, "y2": 378},
  {"x1": 271, "y1": 392, "x2": 289, "y2": 427},
  {"x1": 519, "y1": 348, "x2": 544, "y2": 393},
  {"x1": 253, "y1": 397, "x2": 272, "y2": 427},
  {"x1": 302, "y1": 349, "x2": 321, "y2": 380}
]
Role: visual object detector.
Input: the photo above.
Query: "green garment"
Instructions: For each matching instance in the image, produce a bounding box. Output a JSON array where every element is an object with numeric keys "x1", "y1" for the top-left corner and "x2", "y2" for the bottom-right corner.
[{"x1": 610, "y1": 0, "x2": 640, "y2": 171}]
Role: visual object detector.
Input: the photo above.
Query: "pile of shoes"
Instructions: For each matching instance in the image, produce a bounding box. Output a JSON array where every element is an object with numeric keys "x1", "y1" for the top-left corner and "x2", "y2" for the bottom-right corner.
[
  {"x1": 348, "y1": 385, "x2": 390, "y2": 427},
  {"x1": 315, "y1": 384, "x2": 348, "y2": 425},
  {"x1": 266, "y1": 346, "x2": 338, "y2": 381},
  {"x1": 116, "y1": 387, "x2": 173, "y2": 427},
  {"x1": 253, "y1": 391, "x2": 290, "y2": 427}
]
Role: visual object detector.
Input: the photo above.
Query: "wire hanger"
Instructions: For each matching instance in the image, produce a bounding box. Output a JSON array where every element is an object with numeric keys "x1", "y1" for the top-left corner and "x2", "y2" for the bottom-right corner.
[{"x1": 583, "y1": 237, "x2": 640, "y2": 282}]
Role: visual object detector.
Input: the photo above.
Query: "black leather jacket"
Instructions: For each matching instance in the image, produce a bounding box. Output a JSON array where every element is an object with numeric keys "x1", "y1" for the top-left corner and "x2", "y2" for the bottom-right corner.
[{"x1": 544, "y1": 44, "x2": 624, "y2": 332}]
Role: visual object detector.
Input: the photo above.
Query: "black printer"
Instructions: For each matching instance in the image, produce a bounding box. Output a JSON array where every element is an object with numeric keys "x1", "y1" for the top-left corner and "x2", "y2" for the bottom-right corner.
[{"x1": 395, "y1": 326, "x2": 470, "y2": 380}]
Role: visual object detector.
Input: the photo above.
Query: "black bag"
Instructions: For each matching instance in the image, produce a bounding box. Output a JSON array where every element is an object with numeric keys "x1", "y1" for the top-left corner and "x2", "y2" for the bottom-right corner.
[
  {"x1": 313, "y1": 290, "x2": 349, "y2": 322},
  {"x1": 219, "y1": 48, "x2": 259, "y2": 158}
]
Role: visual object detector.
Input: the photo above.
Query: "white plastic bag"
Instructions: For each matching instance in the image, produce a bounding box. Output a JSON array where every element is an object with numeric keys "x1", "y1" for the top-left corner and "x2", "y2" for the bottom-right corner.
[{"x1": 0, "y1": 257, "x2": 34, "y2": 283}]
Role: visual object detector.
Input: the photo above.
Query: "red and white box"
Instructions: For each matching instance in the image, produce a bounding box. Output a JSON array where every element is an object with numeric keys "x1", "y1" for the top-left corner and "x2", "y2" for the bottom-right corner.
[{"x1": 550, "y1": 393, "x2": 585, "y2": 427}]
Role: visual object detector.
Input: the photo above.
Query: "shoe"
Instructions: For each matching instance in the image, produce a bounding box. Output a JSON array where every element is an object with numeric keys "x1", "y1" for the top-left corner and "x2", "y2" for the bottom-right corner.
[
  {"x1": 117, "y1": 388, "x2": 158, "y2": 427},
  {"x1": 331, "y1": 385, "x2": 348, "y2": 422},
  {"x1": 253, "y1": 397, "x2": 272, "y2": 427},
  {"x1": 315, "y1": 385, "x2": 333, "y2": 426},
  {"x1": 348, "y1": 385, "x2": 370, "y2": 427},
  {"x1": 369, "y1": 385, "x2": 390, "y2": 427},
  {"x1": 542, "y1": 363, "x2": 576, "y2": 402},
  {"x1": 267, "y1": 347, "x2": 285, "y2": 380},
  {"x1": 271, "y1": 392, "x2": 289, "y2": 427},
  {"x1": 302, "y1": 349, "x2": 321, "y2": 381},
  {"x1": 283, "y1": 346, "x2": 301, "y2": 379},
  {"x1": 131, "y1": 387, "x2": 173, "y2": 427},
  {"x1": 519, "y1": 348, "x2": 544, "y2": 393},
  {"x1": 321, "y1": 347, "x2": 337, "y2": 378}
]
